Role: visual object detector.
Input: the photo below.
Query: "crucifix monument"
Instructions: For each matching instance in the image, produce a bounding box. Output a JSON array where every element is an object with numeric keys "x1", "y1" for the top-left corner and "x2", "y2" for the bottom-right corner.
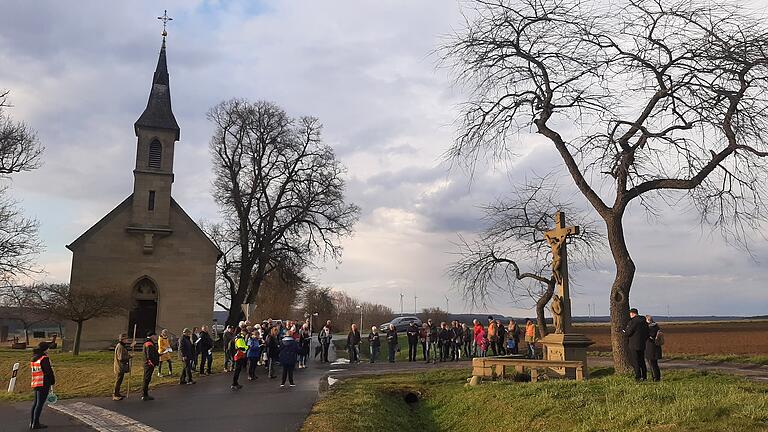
[
  {"x1": 544, "y1": 211, "x2": 579, "y2": 333},
  {"x1": 539, "y1": 211, "x2": 594, "y2": 378}
]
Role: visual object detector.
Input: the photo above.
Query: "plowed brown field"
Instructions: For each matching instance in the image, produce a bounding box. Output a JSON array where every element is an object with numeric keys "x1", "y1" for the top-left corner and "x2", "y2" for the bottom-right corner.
[{"x1": 574, "y1": 320, "x2": 768, "y2": 354}]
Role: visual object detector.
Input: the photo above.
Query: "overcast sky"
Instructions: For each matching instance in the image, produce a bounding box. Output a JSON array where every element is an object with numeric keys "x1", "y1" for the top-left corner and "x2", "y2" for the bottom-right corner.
[{"x1": 1, "y1": 0, "x2": 766, "y2": 318}]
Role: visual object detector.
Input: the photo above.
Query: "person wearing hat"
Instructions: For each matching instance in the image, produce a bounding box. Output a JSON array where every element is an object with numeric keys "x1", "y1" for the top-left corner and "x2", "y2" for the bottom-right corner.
[
  {"x1": 178, "y1": 328, "x2": 195, "y2": 385},
  {"x1": 113, "y1": 334, "x2": 132, "y2": 400},
  {"x1": 30, "y1": 342, "x2": 55, "y2": 429},
  {"x1": 142, "y1": 331, "x2": 160, "y2": 401},
  {"x1": 623, "y1": 308, "x2": 649, "y2": 381}
]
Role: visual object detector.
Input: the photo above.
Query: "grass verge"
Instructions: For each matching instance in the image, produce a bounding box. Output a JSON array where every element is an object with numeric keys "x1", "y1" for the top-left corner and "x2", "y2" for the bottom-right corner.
[
  {"x1": 302, "y1": 368, "x2": 768, "y2": 432},
  {"x1": 0, "y1": 348, "x2": 225, "y2": 402},
  {"x1": 588, "y1": 351, "x2": 768, "y2": 366}
]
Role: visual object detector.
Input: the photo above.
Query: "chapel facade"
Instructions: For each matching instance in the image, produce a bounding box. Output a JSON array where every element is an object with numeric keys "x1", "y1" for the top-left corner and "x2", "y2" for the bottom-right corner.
[{"x1": 66, "y1": 37, "x2": 220, "y2": 350}]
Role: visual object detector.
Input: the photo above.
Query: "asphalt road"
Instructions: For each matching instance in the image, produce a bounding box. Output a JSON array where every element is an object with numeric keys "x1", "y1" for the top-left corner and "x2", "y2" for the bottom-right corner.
[{"x1": 1, "y1": 342, "x2": 339, "y2": 432}]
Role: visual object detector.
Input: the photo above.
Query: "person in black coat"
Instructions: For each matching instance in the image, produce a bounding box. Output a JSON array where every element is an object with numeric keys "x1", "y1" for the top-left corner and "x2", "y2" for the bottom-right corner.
[
  {"x1": 386, "y1": 324, "x2": 398, "y2": 363},
  {"x1": 623, "y1": 308, "x2": 649, "y2": 381},
  {"x1": 30, "y1": 342, "x2": 55, "y2": 429},
  {"x1": 450, "y1": 321, "x2": 462, "y2": 361},
  {"x1": 368, "y1": 327, "x2": 381, "y2": 363},
  {"x1": 178, "y1": 328, "x2": 195, "y2": 385},
  {"x1": 279, "y1": 332, "x2": 299, "y2": 387},
  {"x1": 142, "y1": 332, "x2": 160, "y2": 401},
  {"x1": 438, "y1": 322, "x2": 452, "y2": 362},
  {"x1": 645, "y1": 315, "x2": 663, "y2": 382},
  {"x1": 406, "y1": 323, "x2": 419, "y2": 362},
  {"x1": 346, "y1": 324, "x2": 361, "y2": 363},
  {"x1": 196, "y1": 326, "x2": 214, "y2": 375},
  {"x1": 266, "y1": 327, "x2": 281, "y2": 378}
]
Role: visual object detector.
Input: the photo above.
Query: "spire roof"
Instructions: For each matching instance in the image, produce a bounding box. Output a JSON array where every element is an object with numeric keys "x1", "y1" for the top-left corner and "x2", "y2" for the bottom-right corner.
[{"x1": 135, "y1": 38, "x2": 180, "y2": 139}]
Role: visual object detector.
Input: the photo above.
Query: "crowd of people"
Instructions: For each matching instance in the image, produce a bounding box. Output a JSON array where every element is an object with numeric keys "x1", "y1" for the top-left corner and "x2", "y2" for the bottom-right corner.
[
  {"x1": 26, "y1": 311, "x2": 664, "y2": 429},
  {"x1": 342, "y1": 315, "x2": 539, "y2": 365},
  {"x1": 110, "y1": 318, "x2": 317, "y2": 403}
]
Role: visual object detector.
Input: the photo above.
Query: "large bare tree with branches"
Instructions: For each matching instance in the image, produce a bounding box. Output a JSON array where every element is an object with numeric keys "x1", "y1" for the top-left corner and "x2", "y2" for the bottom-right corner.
[
  {"x1": 449, "y1": 176, "x2": 602, "y2": 337},
  {"x1": 443, "y1": 0, "x2": 768, "y2": 369},
  {"x1": 208, "y1": 99, "x2": 359, "y2": 326},
  {"x1": 0, "y1": 90, "x2": 43, "y2": 281}
]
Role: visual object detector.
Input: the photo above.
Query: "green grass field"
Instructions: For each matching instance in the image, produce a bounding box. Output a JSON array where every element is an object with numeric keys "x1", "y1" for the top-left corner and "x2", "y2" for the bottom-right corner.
[
  {"x1": 0, "y1": 348, "x2": 225, "y2": 402},
  {"x1": 588, "y1": 351, "x2": 768, "y2": 366},
  {"x1": 302, "y1": 368, "x2": 768, "y2": 432}
]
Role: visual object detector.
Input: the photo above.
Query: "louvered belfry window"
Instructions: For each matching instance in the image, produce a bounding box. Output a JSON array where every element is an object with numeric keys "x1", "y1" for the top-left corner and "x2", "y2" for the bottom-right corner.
[{"x1": 148, "y1": 140, "x2": 162, "y2": 169}]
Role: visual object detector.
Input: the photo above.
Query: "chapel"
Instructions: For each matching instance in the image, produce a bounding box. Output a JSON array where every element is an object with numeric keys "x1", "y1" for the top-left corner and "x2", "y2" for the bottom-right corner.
[{"x1": 66, "y1": 35, "x2": 220, "y2": 350}]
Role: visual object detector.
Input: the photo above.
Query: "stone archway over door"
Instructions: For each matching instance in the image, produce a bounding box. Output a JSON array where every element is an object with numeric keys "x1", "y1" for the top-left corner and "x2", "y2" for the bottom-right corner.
[{"x1": 128, "y1": 278, "x2": 158, "y2": 338}]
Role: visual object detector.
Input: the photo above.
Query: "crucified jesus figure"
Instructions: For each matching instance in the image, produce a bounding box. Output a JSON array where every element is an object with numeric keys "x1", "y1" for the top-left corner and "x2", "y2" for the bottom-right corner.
[{"x1": 545, "y1": 233, "x2": 565, "y2": 286}]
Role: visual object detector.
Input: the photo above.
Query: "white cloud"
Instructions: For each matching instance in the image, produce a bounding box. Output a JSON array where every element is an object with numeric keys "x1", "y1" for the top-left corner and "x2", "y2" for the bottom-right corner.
[{"x1": 1, "y1": 0, "x2": 766, "y2": 317}]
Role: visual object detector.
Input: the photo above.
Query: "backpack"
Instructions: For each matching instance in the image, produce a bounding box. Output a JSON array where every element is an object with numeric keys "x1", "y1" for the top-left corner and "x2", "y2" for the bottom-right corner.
[{"x1": 654, "y1": 330, "x2": 665, "y2": 346}]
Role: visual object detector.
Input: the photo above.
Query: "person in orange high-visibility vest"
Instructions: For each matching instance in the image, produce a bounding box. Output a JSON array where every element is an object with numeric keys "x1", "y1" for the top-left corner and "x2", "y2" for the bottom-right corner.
[
  {"x1": 524, "y1": 319, "x2": 537, "y2": 359},
  {"x1": 30, "y1": 342, "x2": 55, "y2": 430}
]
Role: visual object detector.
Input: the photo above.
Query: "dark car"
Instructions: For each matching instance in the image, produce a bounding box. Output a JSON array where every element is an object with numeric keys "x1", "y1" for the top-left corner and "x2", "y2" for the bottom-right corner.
[{"x1": 379, "y1": 316, "x2": 422, "y2": 333}]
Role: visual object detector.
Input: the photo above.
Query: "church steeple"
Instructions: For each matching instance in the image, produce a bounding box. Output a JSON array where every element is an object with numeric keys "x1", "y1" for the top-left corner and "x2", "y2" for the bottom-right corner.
[
  {"x1": 129, "y1": 31, "x2": 179, "y2": 243},
  {"x1": 134, "y1": 37, "x2": 180, "y2": 140}
]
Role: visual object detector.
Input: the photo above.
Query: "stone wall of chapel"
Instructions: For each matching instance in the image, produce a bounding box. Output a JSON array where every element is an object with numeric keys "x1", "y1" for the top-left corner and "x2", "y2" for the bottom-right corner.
[{"x1": 67, "y1": 200, "x2": 218, "y2": 350}]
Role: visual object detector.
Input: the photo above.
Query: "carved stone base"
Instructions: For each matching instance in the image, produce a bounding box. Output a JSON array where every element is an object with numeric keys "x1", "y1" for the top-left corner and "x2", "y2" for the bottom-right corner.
[{"x1": 540, "y1": 332, "x2": 594, "y2": 379}]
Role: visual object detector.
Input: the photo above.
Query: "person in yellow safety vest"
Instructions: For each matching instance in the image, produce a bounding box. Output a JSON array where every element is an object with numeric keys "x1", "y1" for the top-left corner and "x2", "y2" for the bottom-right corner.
[
  {"x1": 30, "y1": 342, "x2": 56, "y2": 430},
  {"x1": 230, "y1": 330, "x2": 248, "y2": 390}
]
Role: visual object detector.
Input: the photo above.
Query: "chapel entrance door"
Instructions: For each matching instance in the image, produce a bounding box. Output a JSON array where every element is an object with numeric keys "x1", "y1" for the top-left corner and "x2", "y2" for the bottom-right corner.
[{"x1": 128, "y1": 278, "x2": 158, "y2": 338}]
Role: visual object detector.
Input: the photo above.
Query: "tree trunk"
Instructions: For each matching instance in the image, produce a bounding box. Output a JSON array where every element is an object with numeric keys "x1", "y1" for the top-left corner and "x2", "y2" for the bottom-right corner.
[
  {"x1": 73, "y1": 320, "x2": 83, "y2": 356},
  {"x1": 606, "y1": 215, "x2": 634, "y2": 372},
  {"x1": 225, "y1": 250, "x2": 256, "y2": 326},
  {"x1": 23, "y1": 326, "x2": 29, "y2": 344},
  {"x1": 535, "y1": 280, "x2": 555, "y2": 338}
]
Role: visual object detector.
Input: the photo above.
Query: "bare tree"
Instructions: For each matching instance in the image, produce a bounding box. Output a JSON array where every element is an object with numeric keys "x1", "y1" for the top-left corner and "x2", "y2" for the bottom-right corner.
[
  {"x1": 443, "y1": 0, "x2": 768, "y2": 370},
  {"x1": 35, "y1": 284, "x2": 129, "y2": 355},
  {"x1": 0, "y1": 188, "x2": 43, "y2": 279},
  {"x1": 0, "y1": 90, "x2": 43, "y2": 174},
  {"x1": 360, "y1": 302, "x2": 394, "y2": 330},
  {"x1": 449, "y1": 176, "x2": 601, "y2": 336},
  {"x1": 417, "y1": 307, "x2": 449, "y2": 325},
  {"x1": 0, "y1": 284, "x2": 50, "y2": 344},
  {"x1": 298, "y1": 284, "x2": 336, "y2": 329},
  {"x1": 208, "y1": 99, "x2": 360, "y2": 326},
  {"x1": 253, "y1": 266, "x2": 305, "y2": 320},
  {"x1": 201, "y1": 220, "x2": 239, "y2": 311},
  {"x1": 0, "y1": 91, "x2": 43, "y2": 281}
]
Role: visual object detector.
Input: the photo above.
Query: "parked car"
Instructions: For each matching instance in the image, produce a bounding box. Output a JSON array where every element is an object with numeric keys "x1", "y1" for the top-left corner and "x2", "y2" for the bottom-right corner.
[{"x1": 379, "y1": 316, "x2": 422, "y2": 332}]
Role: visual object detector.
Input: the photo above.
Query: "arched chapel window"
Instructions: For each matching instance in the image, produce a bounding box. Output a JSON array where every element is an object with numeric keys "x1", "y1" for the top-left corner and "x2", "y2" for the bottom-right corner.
[
  {"x1": 148, "y1": 140, "x2": 162, "y2": 169},
  {"x1": 134, "y1": 278, "x2": 158, "y2": 300}
]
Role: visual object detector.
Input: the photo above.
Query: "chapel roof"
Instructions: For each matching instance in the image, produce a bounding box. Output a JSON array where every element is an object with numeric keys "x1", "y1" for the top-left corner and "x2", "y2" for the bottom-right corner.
[{"x1": 134, "y1": 38, "x2": 180, "y2": 140}]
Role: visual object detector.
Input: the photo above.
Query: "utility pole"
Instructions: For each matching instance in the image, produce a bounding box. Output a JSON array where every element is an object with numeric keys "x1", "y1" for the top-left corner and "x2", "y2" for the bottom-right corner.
[
  {"x1": 414, "y1": 296, "x2": 417, "y2": 314},
  {"x1": 400, "y1": 293, "x2": 404, "y2": 315},
  {"x1": 444, "y1": 296, "x2": 449, "y2": 314}
]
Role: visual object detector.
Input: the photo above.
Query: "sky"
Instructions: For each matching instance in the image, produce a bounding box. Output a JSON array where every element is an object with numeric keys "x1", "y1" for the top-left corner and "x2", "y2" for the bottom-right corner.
[{"x1": 1, "y1": 0, "x2": 766, "y2": 318}]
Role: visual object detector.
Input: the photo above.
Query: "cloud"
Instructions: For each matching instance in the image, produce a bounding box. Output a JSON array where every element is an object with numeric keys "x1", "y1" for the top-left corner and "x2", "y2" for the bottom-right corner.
[{"x1": 1, "y1": 0, "x2": 766, "y2": 317}]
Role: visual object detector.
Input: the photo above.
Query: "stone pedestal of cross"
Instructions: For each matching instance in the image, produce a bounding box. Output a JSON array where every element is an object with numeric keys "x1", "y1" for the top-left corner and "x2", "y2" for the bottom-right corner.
[{"x1": 539, "y1": 211, "x2": 594, "y2": 379}]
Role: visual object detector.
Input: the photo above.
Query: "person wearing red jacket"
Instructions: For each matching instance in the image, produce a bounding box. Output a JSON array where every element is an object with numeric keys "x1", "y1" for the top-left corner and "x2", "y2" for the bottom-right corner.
[{"x1": 472, "y1": 319, "x2": 484, "y2": 357}]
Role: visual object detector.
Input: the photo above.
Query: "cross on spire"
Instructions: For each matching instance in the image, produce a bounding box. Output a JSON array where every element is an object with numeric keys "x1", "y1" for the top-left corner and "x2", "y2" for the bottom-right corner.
[{"x1": 158, "y1": 10, "x2": 173, "y2": 37}]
